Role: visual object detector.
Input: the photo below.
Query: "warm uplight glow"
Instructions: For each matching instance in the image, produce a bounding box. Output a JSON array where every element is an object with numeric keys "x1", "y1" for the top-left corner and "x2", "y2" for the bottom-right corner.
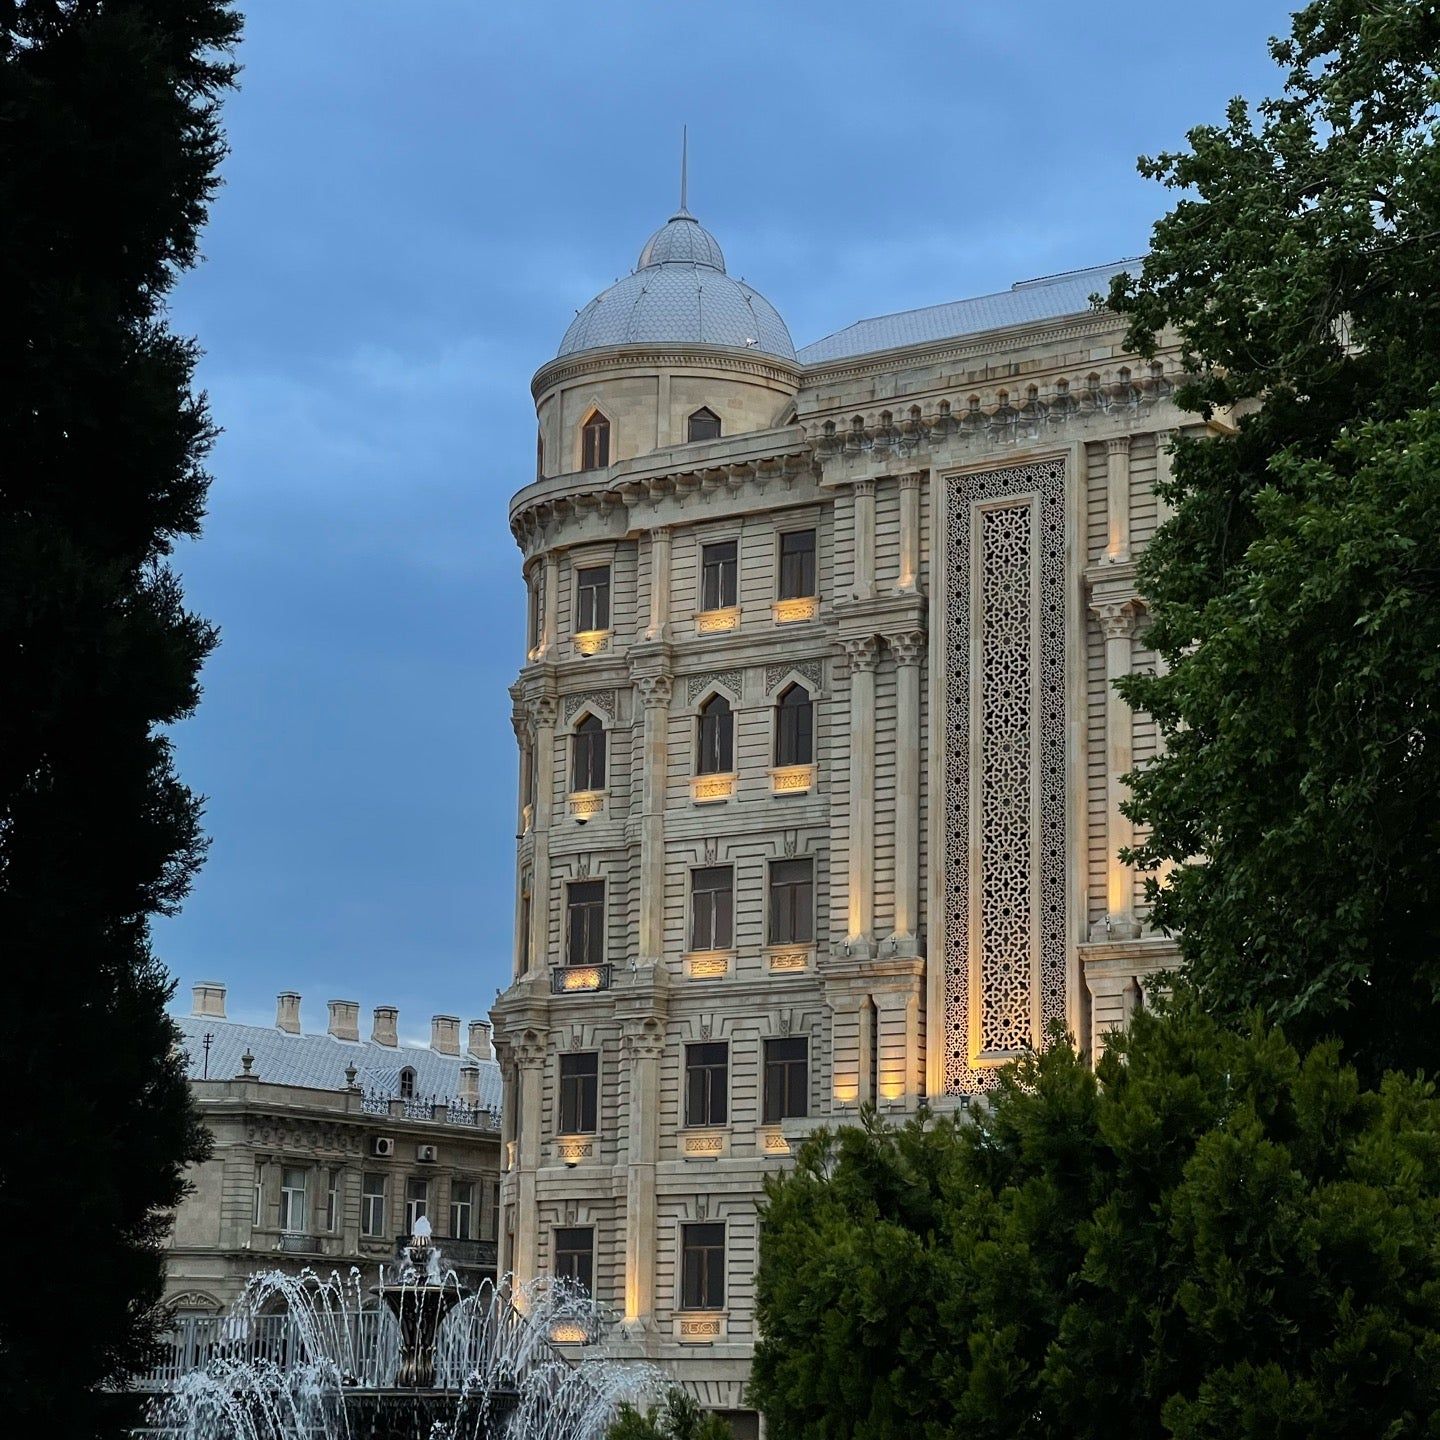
[
  {"x1": 772, "y1": 596, "x2": 819, "y2": 625},
  {"x1": 686, "y1": 952, "x2": 731, "y2": 980},
  {"x1": 691, "y1": 773, "x2": 735, "y2": 804},
  {"x1": 766, "y1": 948, "x2": 810, "y2": 974},
  {"x1": 695, "y1": 607, "x2": 741, "y2": 635},
  {"x1": 573, "y1": 629, "x2": 611, "y2": 657},
  {"x1": 770, "y1": 763, "x2": 813, "y2": 795},
  {"x1": 548, "y1": 1322, "x2": 589, "y2": 1345},
  {"x1": 558, "y1": 966, "x2": 603, "y2": 992},
  {"x1": 568, "y1": 791, "x2": 604, "y2": 821}
]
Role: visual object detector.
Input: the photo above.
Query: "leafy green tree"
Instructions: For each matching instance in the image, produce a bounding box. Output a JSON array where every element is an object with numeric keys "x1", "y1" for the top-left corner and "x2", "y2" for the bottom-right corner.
[
  {"x1": 1108, "y1": 0, "x2": 1440, "y2": 1077},
  {"x1": 0, "y1": 0, "x2": 240, "y2": 1430},
  {"x1": 608, "y1": 1388, "x2": 733, "y2": 1440},
  {"x1": 750, "y1": 1002, "x2": 1440, "y2": 1440}
]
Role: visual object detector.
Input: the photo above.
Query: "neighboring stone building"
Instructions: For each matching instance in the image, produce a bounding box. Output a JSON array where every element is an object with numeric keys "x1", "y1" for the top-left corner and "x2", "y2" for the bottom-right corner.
[
  {"x1": 165, "y1": 982, "x2": 503, "y2": 1314},
  {"x1": 491, "y1": 194, "x2": 1194, "y2": 1425}
]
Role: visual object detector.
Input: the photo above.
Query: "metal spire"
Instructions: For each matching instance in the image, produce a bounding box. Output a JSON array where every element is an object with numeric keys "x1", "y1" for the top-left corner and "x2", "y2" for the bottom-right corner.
[{"x1": 679, "y1": 126, "x2": 689, "y2": 214}]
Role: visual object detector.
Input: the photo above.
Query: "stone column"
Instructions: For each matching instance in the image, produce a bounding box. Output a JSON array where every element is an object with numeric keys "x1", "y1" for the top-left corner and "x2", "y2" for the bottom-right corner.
[
  {"x1": 622, "y1": 1023, "x2": 664, "y2": 1331},
  {"x1": 526, "y1": 695, "x2": 558, "y2": 973},
  {"x1": 883, "y1": 629, "x2": 926, "y2": 953},
  {"x1": 1152, "y1": 429, "x2": 1175, "y2": 530},
  {"x1": 894, "y1": 473, "x2": 923, "y2": 593},
  {"x1": 1105, "y1": 436, "x2": 1132, "y2": 563},
  {"x1": 844, "y1": 636, "x2": 879, "y2": 951},
  {"x1": 512, "y1": 1039, "x2": 546, "y2": 1290},
  {"x1": 635, "y1": 674, "x2": 672, "y2": 960},
  {"x1": 644, "y1": 528, "x2": 672, "y2": 642},
  {"x1": 540, "y1": 552, "x2": 559, "y2": 657},
  {"x1": 852, "y1": 480, "x2": 876, "y2": 599},
  {"x1": 1091, "y1": 600, "x2": 1139, "y2": 940}
]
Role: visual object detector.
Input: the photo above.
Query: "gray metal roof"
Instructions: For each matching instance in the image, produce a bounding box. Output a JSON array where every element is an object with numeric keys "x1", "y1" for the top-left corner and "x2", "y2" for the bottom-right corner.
[
  {"x1": 797, "y1": 259, "x2": 1140, "y2": 365},
  {"x1": 556, "y1": 211, "x2": 795, "y2": 363},
  {"x1": 173, "y1": 1013, "x2": 502, "y2": 1111}
]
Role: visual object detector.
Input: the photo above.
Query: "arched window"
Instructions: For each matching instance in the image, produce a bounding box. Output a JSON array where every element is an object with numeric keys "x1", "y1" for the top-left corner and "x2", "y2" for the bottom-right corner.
[
  {"x1": 399, "y1": 1067, "x2": 417, "y2": 1100},
  {"x1": 687, "y1": 407, "x2": 721, "y2": 442},
  {"x1": 581, "y1": 410, "x2": 610, "y2": 470},
  {"x1": 536, "y1": 430, "x2": 545, "y2": 479},
  {"x1": 774, "y1": 684, "x2": 813, "y2": 767},
  {"x1": 696, "y1": 694, "x2": 734, "y2": 775},
  {"x1": 571, "y1": 714, "x2": 606, "y2": 792}
]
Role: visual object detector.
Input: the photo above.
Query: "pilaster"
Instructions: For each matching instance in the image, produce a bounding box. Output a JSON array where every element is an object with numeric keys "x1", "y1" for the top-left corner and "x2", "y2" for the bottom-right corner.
[
  {"x1": 881, "y1": 628, "x2": 926, "y2": 956},
  {"x1": 842, "y1": 634, "x2": 879, "y2": 954}
]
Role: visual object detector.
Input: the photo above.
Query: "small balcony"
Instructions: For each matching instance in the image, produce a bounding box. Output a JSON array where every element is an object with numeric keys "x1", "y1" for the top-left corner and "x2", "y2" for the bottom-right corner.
[
  {"x1": 393, "y1": 1234, "x2": 497, "y2": 1273},
  {"x1": 550, "y1": 963, "x2": 612, "y2": 995},
  {"x1": 275, "y1": 1232, "x2": 324, "y2": 1256}
]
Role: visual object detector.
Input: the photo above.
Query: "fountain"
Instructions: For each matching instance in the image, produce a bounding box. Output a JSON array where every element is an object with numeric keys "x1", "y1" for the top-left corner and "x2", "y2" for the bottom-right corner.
[{"x1": 140, "y1": 1240, "x2": 665, "y2": 1440}]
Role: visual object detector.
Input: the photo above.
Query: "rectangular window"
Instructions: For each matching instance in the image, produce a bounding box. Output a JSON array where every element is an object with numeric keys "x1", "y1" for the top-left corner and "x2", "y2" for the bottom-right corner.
[
  {"x1": 689, "y1": 866, "x2": 734, "y2": 951},
  {"x1": 324, "y1": 1169, "x2": 340, "y2": 1232},
  {"x1": 279, "y1": 1168, "x2": 308, "y2": 1234},
  {"x1": 487, "y1": 1183, "x2": 501, "y2": 1241},
  {"x1": 558, "y1": 1052, "x2": 600, "y2": 1134},
  {"x1": 450, "y1": 1181, "x2": 475, "y2": 1241},
  {"x1": 700, "y1": 540, "x2": 738, "y2": 611},
  {"x1": 769, "y1": 858, "x2": 815, "y2": 945},
  {"x1": 405, "y1": 1177, "x2": 429, "y2": 1232},
  {"x1": 566, "y1": 880, "x2": 605, "y2": 967},
  {"x1": 575, "y1": 565, "x2": 610, "y2": 633},
  {"x1": 778, "y1": 529, "x2": 816, "y2": 599},
  {"x1": 361, "y1": 1173, "x2": 386, "y2": 1238},
  {"x1": 554, "y1": 1226, "x2": 595, "y2": 1293},
  {"x1": 527, "y1": 573, "x2": 542, "y2": 651},
  {"x1": 518, "y1": 885, "x2": 532, "y2": 979},
  {"x1": 680, "y1": 1222, "x2": 726, "y2": 1310},
  {"x1": 685, "y1": 1042, "x2": 728, "y2": 1128},
  {"x1": 764, "y1": 1037, "x2": 809, "y2": 1123},
  {"x1": 253, "y1": 1164, "x2": 265, "y2": 1227}
]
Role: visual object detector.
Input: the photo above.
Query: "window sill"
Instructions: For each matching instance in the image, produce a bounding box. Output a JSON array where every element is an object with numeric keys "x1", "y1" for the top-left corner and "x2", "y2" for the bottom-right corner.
[
  {"x1": 770, "y1": 763, "x2": 814, "y2": 795},
  {"x1": 567, "y1": 790, "x2": 605, "y2": 822},
  {"x1": 679, "y1": 1128, "x2": 729, "y2": 1160},
  {"x1": 684, "y1": 950, "x2": 734, "y2": 980},
  {"x1": 675, "y1": 1312, "x2": 727, "y2": 1343},
  {"x1": 757, "y1": 1126, "x2": 794, "y2": 1157},
  {"x1": 695, "y1": 606, "x2": 741, "y2": 636},
  {"x1": 554, "y1": 1134, "x2": 596, "y2": 1165},
  {"x1": 572, "y1": 629, "x2": 612, "y2": 658},
  {"x1": 765, "y1": 945, "x2": 814, "y2": 975},
  {"x1": 772, "y1": 596, "x2": 819, "y2": 625},
  {"x1": 691, "y1": 773, "x2": 735, "y2": 804}
]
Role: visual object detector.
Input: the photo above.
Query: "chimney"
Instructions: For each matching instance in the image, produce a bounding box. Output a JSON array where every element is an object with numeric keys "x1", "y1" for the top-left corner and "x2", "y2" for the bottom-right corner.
[
  {"x1": 372, "y1": 1005, "x2": 398, "y2": 1047},
  {"x1": 459, "y1": 1063, "x2": 481, "y2": 1104},
  {"x1": 191, "y1": 981, "x2": 227, "y2": 1019},
  {"x1": 276, "y1": 992, "x2": 301, "y2": 1034},
  {"x1": 467, "y1": 1019, "x2": 494, "y2": 1061},
  {"x1": 328, "y1": 999, "x2": 360, "y2": 1043},
  {"x1": 431, "y1": 1014, "x2": 460, "y2": 1055}
]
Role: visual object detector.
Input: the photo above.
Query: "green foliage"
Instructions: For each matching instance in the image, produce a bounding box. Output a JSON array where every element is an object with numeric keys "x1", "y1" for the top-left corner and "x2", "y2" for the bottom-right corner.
[
  {"x1": 1107, "y1": 0, "x2": 1440, "y2": 1077},
  {"x1": 750, "y1": 1001, "x2": 1440, "y2": 1440},
  {"x1": 608, "y1": 1388, "x2": 734, "y2": 1440},
  {"x1": 0, "y1": 0, "x2": 240, "y2": 1431}
]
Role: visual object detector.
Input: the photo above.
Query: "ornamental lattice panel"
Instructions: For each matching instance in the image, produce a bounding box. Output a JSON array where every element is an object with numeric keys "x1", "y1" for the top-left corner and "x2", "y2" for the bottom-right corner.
[{"x1": 942, "y1": 459, "x2": 1067, "y2": 1094}]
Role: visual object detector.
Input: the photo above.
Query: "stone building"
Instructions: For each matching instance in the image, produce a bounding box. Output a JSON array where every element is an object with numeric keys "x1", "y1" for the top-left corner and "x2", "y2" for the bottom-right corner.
[
  {"x1": 165, "y1": 982, "x2": 503, "y2": 1314},
  {"x1": 491, "y1": 195, "x2": 1193, "y2": 1424}
]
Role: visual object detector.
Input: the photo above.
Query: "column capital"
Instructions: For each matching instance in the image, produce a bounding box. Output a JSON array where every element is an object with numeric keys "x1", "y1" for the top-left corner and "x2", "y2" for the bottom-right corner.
[
  {"x1": 526, "y1": 695, "x2": 559, "y2": 729},
  {"x1": 512, "y1": 1031, "x2": 549, "y2": 1070},
  {"x1": 1090, "y1": 598, "x2": 1139, "y2": 641},
  {"x1": 853, "y1": 477, "x2": 876, "y2": 497},
  {"x1": 843, "y1": 634, "x2": 880, "y2": 671},
  {"x1": 634, "y1": 673, "x2": 673, "y2": 709},
  {"x1": 897, "y1": 471, "x2": 926, "y2": 491},
  {"x1": 883, "y1": 629, "x2": 927, "y2": 667},
  {"x1": 1106, "y1": 434, "x2": 1133, "y2": 457}
]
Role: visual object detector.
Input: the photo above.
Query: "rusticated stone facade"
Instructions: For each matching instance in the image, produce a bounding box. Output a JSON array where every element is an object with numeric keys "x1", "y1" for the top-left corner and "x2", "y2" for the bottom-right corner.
[{"x1": 492, "y1": 206, "x2": 1196, "y2": 1426}]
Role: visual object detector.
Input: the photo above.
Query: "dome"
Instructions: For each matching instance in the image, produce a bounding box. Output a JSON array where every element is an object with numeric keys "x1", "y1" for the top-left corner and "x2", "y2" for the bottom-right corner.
[{"x1": 556, "y1": 209, "x2": 795, "y2": 363}]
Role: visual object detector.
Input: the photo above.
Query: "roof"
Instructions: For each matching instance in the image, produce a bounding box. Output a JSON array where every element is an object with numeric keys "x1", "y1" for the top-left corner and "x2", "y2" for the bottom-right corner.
[
  {"x1": 172, "y1": 1013, "x2": 502, "y2": 1112},
  {"x1": 555, "y1": 210, "x2": 796, "y2": 363},
  {"x1": 796, "y1": 259, "x2": 1140, "y2": 365}
]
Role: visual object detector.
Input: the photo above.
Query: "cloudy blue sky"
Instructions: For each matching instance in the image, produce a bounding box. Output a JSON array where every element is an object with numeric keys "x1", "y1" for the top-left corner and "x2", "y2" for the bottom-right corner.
[{"x1": 161, "y1": 0, "x2": 1294, "y2": 1041}]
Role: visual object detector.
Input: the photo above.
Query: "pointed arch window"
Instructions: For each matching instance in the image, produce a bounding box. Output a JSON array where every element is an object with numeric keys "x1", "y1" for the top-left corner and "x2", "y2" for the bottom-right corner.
[
  {"x1": 696, "y1": 694, "x2": 734, "y2": 775},
  {"x1": 571, "y1": 714, "x2": 606, "y2": 793},
  {"x1": 687, "y1": 407, "x2": 721, "y2": 443},
  {"x1": 581, "y1": 411, "x2": 610, "y2": 470},
  {"x1": 774, "y1": 684, "x2": 813, "y2": 767}
]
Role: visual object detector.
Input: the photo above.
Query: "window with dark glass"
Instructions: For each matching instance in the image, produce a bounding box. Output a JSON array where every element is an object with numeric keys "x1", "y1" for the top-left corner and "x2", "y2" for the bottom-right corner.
[
  {"x1": 687, "y1": 407, "x2": 721, "y2": 442},
  {"x1": 451, "y1": 1181, "x2": 475, "y2": 1240},
  {"x1": 566, "y1": 880, "x2": 605, "y2": 968},
  {"x1": 405, "y1": 1177, "x2": 429, "y2": 1232},
  {"x1": 518, "y1": 883, "x2": 532, "y2": 979},
  {"x1": 768, "y1": 858, "x2": 814, "y2": 945},
  {"x1": 689, "y1": 866, "x2": 734, "y2": 951},
  {"x1": 763, "y1": 1037, "x2": 809, "y2": 1123},
  {"x1": 575, "y1": 565, "x2": 610, "y2": 633},
  {"x1": 581, "y1": 412, "x2": 610, "y2": 470},
  {"x1": 399, "y1": 1067, "x2": 417, "y2": 1101},
  {"x1": 778, "y1": 529, "x2": 817, "y2": 599},
  {"x1": 554, "y1": 1226, "x2": 595, "y2": 1293},
  {"x1": 774, "y1": 684, "x2": 813, "y2": 766},
  {"x1": 361, "y1": 1173, "x2": 386, "y2": 1238},
  {"x1": 700, "y1": 540, "x2": 738, "y2": 611},
  {"x1": 558, "y1": 1052, "x2": 599, "y2": 1134},
  {"x1": 571, "y1": 714, "x2": 606, "y2": 792},
  {"x1": 680, "y1": 1222, "x2": 725, "y2": 1310},
  {"x1": 696, "y1": 695, "x2": 733, "y2": 775},
  {"x1": 536, "y1": 430, "x2": 545, "y2": 479},
  {"x1": 685, "y1": 1042, "x2": 728, "y2": 1128},
  {"x1": 527, "y1": 572, "x2": 543, "y2": 651}
]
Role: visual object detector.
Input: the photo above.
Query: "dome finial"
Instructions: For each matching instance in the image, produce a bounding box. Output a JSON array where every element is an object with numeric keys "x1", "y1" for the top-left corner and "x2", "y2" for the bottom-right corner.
[{"x1": 679, "y1": 125, "x2": 689, "y2": 215}]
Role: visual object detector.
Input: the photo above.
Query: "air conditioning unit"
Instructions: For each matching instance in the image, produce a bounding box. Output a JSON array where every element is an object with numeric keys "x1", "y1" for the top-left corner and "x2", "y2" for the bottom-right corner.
[
  {"x1": 416, "y1": 1143, "x2": 439, "y2": 1164},
  {"x1": 371, "y1": 1136, "x2": 395, "y2": 1158}
]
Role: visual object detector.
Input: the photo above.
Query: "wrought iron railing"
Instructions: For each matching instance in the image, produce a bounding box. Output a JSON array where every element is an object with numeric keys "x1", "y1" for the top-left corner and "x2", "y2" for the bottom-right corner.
[
  {"x1": 550, "y1": 963, "x2": 613, "y2": 995},
  {"x1": 358, "y1": 1090, "x2": 501, "y2": 1130},
  {"x1": 275, "y1": 1232, "x2": 324, "y2": 1255},
  {"x1": 393, "y1": 1234, "x2": 497, "y2": 1271}
]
